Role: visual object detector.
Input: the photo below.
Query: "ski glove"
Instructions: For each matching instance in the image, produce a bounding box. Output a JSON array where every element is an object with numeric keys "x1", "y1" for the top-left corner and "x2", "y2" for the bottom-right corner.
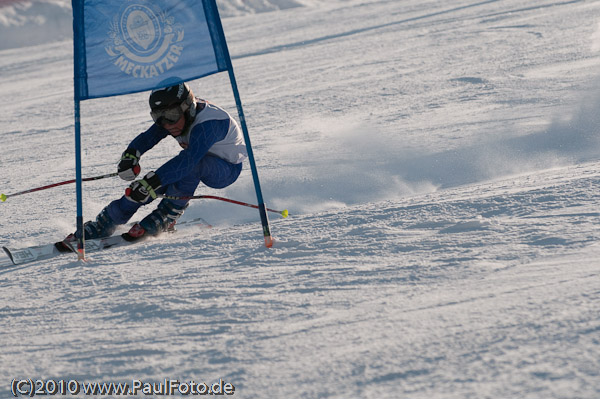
[
  {"x1": 125, "y1": 172, "x2": 162, "y2": 203},
  {"x1": 118, "y1": 148, "x2": 141, "y2": 181}
]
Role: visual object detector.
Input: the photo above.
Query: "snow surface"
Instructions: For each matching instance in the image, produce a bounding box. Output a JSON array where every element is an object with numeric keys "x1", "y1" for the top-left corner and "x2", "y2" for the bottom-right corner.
[
  {"x1": 0, "y1": 0, "x2": 331, "y2": 50},
  {"x1": 1, "y1": 0, "x2": 600, "y2": 398}
]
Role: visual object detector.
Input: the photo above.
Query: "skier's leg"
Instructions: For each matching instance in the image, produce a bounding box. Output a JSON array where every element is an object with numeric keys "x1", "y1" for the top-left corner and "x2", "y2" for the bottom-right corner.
[
  {"x1": 80, "y1": 194, "x2": 157, "y2": 239},
  {"x1": 133, "y1": 199, "x2": 189, "y2": 236},
  {"x1": 129, "y1": 156, "x2": 242, "y2": 237},
  {"x1": 194, "y1": 154, "x2": 243, "y2": 190}
]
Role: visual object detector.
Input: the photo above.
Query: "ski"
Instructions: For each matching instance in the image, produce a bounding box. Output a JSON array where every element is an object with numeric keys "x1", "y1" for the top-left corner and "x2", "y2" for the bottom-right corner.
[
  {"x1": 3, "y1": 242, "x2": 68, "y2": 266},
  {"x1": 61, "y1": 234, "x2": 136, "y2": 255},
  {"x1": 2, "y1": 217, "x2": 211, "y2": 266}
]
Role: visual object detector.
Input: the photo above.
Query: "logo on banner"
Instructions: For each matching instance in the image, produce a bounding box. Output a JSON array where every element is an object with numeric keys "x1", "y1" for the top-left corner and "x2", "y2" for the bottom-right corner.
[{"x1": 105, "y1": 1, "x2": 185, "y2": 79}]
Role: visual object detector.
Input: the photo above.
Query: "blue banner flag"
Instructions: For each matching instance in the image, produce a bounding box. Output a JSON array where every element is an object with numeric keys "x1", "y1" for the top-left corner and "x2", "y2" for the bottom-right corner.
[{"x1": 72, "y1": 0, "x2": 229, "y2": 100}]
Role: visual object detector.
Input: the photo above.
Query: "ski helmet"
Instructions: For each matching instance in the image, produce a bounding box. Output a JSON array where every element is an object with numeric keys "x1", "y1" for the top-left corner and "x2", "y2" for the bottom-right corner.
[{"x1": 149, "y1": 82, "x2": 196, "y2": 125}]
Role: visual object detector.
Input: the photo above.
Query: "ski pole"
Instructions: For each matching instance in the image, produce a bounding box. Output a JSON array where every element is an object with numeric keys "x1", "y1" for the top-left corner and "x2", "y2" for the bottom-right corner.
[
  {"x1": 1, "y1": 172, "x2": 118, "y2": 202},
  {"x1": 157, "y1": 194, "x2": 289, "y2": 218}
]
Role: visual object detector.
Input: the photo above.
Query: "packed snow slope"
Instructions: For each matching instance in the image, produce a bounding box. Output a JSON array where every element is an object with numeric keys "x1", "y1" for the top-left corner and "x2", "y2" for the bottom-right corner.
[
  {"x1": 1, "y1": 0, "x2": 600, "y2": 398},
  {"x1": 0, "y1": 0, "x2": 330, "y2": 50}
]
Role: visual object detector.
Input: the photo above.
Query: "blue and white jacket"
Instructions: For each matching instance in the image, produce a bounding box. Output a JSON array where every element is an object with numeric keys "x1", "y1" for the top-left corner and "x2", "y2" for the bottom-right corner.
[{"x1": 127, "y1": 100, "x2": 247, "y2": 186}]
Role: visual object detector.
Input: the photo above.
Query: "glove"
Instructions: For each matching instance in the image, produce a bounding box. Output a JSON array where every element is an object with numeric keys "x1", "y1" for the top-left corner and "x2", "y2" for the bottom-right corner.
[
  {"x1": 117, "y1": 148, "x2": 141, "y2": 181},
  {"x1": 125, "y1": 172, "x2": 162, "y2": 203}
]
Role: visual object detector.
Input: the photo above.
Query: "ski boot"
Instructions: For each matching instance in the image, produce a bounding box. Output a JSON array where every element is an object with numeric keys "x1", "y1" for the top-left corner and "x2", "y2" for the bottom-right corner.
[
  {"x1": 123, "y1": 200, "x2": 187, "y2": 242},
  {"x1": 60, "y1": 207, "x2": 117, "y2": 249},
  {"x1": 82, "y1": 207, "x2": 118, "y2": 239}
]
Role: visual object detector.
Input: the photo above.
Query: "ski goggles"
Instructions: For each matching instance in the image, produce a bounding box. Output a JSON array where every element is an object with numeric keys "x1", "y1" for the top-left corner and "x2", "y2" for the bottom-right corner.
[{"x1": 150, "y1": 105, "x2": 183, "y2": 125}]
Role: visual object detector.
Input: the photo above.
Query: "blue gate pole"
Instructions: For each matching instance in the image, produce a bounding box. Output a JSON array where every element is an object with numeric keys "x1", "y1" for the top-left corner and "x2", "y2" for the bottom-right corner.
[
  {"x1": 202, "y1": 0, "x2": 274, "y2": 246},
  {"x1": 74, "y1": 99, "x2": 86, "y2": 260},
  {"x1": 72, "y1": 0, "x2": 86, "y2": 260},
  {"x1": 227, "y1": 68, "x2": 274, "y2": 248}
]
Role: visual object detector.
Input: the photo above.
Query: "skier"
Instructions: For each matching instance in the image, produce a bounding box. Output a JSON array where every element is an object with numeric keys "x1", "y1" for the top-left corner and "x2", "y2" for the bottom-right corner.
[{"x1": 72, "y1": 82, "x2": 247, "y2": 241}]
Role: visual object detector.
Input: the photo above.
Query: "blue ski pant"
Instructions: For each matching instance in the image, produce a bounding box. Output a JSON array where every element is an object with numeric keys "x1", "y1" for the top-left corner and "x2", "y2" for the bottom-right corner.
[{"x1": 106, "y1": 155, "x2": 242, "y2": 225}]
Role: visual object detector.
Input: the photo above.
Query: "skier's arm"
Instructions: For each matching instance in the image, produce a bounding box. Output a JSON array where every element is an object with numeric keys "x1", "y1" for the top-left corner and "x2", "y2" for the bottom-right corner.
[
  {"x1": 127, "y1": 124, "x2": 169, "y2": 155},
  {"x1": 117, "y1": 124, "x2": 169, "y2": 181}
]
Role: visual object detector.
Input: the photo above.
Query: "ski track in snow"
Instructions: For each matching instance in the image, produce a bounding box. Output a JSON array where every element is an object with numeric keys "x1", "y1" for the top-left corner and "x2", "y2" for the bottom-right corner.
[{"x1": 1, "y1": 0, "x2": 600, "y2": 398}]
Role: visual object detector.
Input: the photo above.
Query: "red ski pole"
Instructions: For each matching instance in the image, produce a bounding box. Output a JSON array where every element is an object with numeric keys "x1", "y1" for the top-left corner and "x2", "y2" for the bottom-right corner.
[
  {"x1": 1, "y1": 172, "x2": 118, "y2": 202},
  {"x1": 157, "y1": 194, "x2": 289, "y2": 218}
]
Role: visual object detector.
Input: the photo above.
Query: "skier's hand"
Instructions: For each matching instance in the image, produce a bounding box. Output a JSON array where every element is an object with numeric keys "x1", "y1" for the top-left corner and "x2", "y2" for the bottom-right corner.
[
  {"x1": 125, "y1": 172, "x2": 161, "y2": 203},
  {"x1": 118, "y1": 148, "x2": 141, "y2": 181}
]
